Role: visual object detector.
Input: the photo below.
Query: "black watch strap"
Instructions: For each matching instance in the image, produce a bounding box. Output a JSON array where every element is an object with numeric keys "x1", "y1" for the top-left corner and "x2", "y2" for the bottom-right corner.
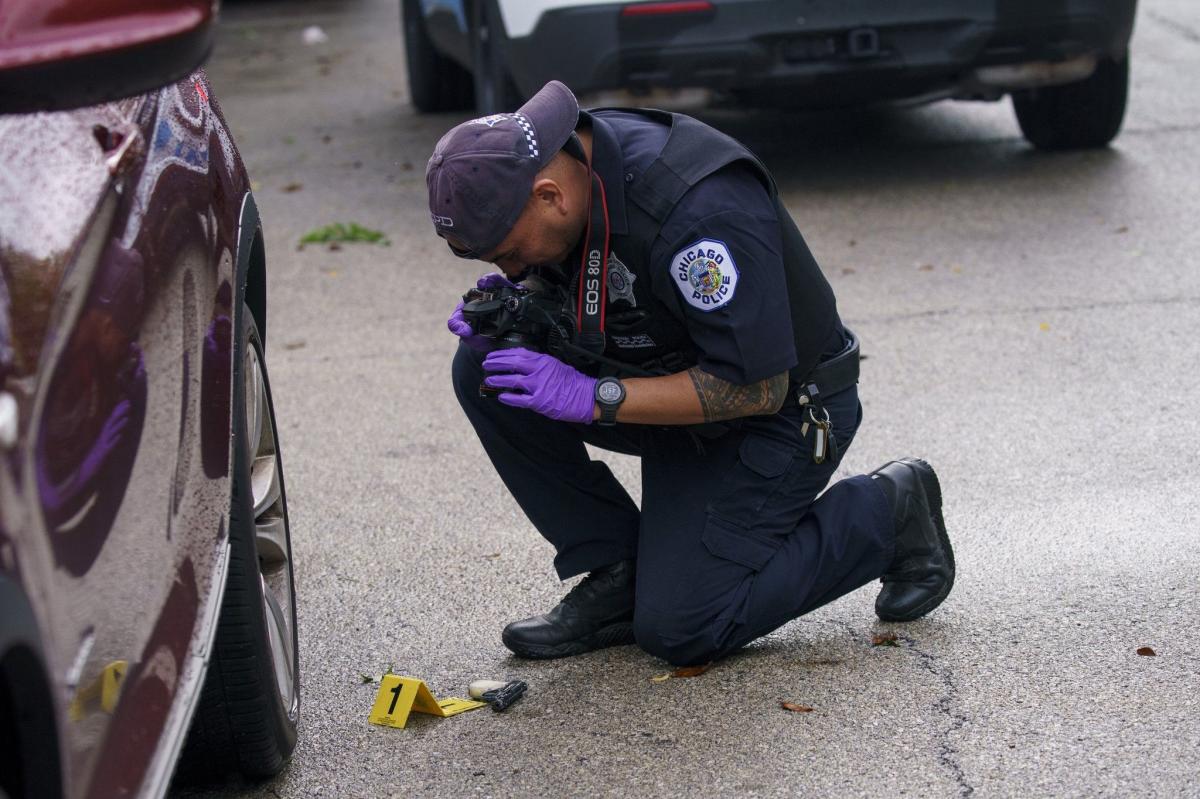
[{"x1": 595, "y1": 377, "x2": 626, "y2": 426}]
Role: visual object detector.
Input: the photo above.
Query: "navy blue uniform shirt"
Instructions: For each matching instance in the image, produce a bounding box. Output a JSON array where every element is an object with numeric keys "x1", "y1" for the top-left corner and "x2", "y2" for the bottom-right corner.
[{"x1": 580, "y1": 109, "x2": 800, "y2": 386}]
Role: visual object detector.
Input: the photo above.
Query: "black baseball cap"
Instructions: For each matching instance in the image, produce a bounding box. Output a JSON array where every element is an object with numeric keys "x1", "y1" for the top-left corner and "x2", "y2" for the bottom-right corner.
[{"x1": 425, "y1": 81, "x2": 580, "y2": 259}]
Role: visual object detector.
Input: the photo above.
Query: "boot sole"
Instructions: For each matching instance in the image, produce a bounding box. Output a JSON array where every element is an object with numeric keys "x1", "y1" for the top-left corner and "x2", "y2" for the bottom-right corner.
[
  {"x1": 502, "y1": 621, "x2": 636, "y2": 660},
  {"x1": 876, "y1": 458, "x2": 956, "y2": 623}
]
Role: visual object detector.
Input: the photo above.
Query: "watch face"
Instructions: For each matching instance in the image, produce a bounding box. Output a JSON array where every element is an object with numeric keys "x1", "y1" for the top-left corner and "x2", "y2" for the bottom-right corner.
[{"x1": 598, "y1": 380, "x2": 623, "y2": 404}]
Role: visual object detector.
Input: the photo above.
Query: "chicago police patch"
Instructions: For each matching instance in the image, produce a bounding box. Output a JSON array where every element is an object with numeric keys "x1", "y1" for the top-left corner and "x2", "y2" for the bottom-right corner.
[{"x1": 671, "y1": 239, "x2": 738, "y2": 311}]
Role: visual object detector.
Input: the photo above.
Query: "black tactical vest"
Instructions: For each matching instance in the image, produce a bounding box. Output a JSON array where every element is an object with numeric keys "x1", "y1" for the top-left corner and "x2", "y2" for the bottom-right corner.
[{"x1": 594, "y1": 109, "x2": 839, "y2": 383}]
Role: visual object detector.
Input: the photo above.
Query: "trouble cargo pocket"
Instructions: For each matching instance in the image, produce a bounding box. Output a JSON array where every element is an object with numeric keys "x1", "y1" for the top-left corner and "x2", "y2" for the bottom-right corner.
[
  {"x1": 701, "y1": 515, "x2": 780, "y2": 572},
  {"x1": 706, "y1": 433, "x2": 797, "y2": 522},
  {"x1": 738, "y1": 433, "x2": 794, "y2": 478}
]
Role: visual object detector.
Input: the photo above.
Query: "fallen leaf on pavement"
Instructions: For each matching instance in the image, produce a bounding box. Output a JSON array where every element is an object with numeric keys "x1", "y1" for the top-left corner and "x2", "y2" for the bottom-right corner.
[
  {"x1": 1137, "y1": 646, "x2": 1156, "y2": 656},
  {"x1": 872, "y1": 633, "x2": 899, "y2": 647},
  {"x1": 651, "y1": 663, "x2": 712, "y2": 682},
  {"x1": 672, "y1": 663, "x2": 712, "y2": 678},
  {"x1": 282, "y1": 182, "x2": 303, "y2": 193},
  {"x1": 781, "y1": 702, "x2": 814, "y2": 713},
  {"x1": 283, "y1": 340, "x2": 306, "y2": 351}
]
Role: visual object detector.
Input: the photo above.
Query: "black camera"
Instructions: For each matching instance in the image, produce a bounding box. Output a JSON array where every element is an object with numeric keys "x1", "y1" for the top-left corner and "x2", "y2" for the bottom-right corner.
[{"x1": 460, "y1": 282, "x2": 572, "y2": 354}]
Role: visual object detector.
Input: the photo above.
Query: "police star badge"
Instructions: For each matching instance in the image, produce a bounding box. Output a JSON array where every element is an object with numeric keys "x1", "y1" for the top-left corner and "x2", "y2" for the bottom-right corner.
[{"x1": 607, "y1": 252, "x2": 637, "y2": 306}]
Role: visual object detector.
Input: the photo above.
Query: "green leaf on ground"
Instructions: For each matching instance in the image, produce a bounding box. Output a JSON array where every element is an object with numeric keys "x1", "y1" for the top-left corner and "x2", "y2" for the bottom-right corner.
[{"x1": 299, "y1": 222, "x2": 391, "y2": 248}]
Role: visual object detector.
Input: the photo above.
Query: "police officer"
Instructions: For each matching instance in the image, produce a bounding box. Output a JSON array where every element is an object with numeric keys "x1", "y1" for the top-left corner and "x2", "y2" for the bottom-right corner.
[{"x1": 426, "y1": 81, "x2": 954, "y2": 666}]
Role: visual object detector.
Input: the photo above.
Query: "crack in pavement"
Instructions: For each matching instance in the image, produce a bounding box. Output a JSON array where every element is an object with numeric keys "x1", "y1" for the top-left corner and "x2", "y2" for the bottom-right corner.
[
  {"x1": 900, "y1": 635, "x2": 975, "y2": 797},
  {"x1": 823, "y1": 620, "x2": 973, "y2": 795},
  {"x1": 1146, "y1": 10, "x2": 1200, "y2": 44}
]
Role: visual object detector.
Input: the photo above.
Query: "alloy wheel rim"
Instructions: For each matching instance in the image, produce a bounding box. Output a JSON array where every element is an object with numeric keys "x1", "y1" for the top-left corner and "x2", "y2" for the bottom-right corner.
[{"x1": 245, "y1": 341, "x2": 298, "y2": 719}]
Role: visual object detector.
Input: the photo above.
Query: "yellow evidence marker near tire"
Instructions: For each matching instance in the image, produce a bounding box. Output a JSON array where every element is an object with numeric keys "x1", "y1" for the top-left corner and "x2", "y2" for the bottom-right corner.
[{"x1": 368, "y1": 675, "x2": 486, "y2": 729}]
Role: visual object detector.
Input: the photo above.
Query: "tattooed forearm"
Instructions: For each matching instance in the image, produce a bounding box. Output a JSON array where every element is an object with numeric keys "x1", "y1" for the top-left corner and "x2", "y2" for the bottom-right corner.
[{"x1": 686, "y1": 368, "x2": 789, "y2": 422}]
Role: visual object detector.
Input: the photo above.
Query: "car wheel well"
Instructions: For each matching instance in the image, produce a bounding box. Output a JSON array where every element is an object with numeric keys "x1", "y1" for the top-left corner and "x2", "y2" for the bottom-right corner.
[
  {"x1": 0, "y1": 646, "x2": 63, "y2": 799},
  {"x1": 243, "y1": 224, "x2": 268, "y2": 346}
]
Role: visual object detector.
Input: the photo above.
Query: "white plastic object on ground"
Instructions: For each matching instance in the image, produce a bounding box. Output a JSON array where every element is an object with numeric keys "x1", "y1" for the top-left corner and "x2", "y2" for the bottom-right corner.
[
  {"x1": 468, "y1": 679, "x2": 509, "y2": 699},
  {"x1": 302, "y1": 25, "x2": 330, "y2": 45}
]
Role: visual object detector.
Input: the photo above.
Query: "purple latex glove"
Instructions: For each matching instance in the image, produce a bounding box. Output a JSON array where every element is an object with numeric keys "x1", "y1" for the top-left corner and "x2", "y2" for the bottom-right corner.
[
  {"x1": 447, "y1": 273, "x2": 516, "y2": 352},
  {"x1": 483, "y1": 348, "x2": 598, "y2": 424}
]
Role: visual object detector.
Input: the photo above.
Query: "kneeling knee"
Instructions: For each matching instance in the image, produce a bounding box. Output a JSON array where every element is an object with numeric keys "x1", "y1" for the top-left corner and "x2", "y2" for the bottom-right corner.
[{"x1": 633, "y1": 611, "x2": 719, "y2": 667}]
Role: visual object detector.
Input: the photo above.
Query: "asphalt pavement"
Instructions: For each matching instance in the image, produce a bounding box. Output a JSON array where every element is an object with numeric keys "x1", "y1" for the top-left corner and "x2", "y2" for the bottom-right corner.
[{"x1": 177, "y1": 0, "x2": 1200, "y2": 796}]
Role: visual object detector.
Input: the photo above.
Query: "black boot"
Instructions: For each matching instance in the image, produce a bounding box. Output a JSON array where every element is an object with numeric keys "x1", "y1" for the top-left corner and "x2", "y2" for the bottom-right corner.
[
  {"x1": 502, "y1": 560, "x2": 636, "y2": 659},
  {"x1": 870, "y1": 458, "x2": 955, "y2": 622}
]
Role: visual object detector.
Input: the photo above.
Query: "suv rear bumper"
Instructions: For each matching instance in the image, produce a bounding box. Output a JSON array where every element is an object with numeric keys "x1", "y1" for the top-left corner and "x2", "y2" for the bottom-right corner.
[{"x1": 501, "y1": 0, "x2": 1138, "y2": 106}]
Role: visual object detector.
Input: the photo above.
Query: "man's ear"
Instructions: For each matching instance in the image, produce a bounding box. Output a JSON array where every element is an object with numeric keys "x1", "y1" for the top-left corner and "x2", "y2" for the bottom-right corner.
[{"x1": 531, "y1": 178, "x2": 567, "y2": 215}]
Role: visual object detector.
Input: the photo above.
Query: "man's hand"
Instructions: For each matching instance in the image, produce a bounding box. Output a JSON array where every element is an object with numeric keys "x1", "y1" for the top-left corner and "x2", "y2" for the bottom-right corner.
[
  {"x1": 447, "y1": 273, "x2": 516, "y2": 352},
  {"x1": 482, "y1": 348, "x2": 597, "y2": 424}
]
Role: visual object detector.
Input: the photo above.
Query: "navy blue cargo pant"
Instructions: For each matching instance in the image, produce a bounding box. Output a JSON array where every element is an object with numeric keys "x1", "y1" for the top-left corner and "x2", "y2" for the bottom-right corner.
[{"x1": 453, "y1": 344, "x2": 895, "y2": 666}]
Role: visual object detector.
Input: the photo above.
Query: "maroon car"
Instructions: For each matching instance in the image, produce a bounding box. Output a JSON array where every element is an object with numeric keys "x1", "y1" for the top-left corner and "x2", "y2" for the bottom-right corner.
[{"x1": 0, "y1": 2, "x2": 299, "y2": 796}]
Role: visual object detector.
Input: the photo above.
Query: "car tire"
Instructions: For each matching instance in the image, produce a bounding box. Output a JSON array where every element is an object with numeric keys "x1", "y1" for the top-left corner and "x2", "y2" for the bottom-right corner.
[
  {"x1": 1012, "y1": 55, "x2": 1129, "y2": 150},
  {"x1": 177, "y1": 302, "x2": 298, "y2": 781},
  {"x1": 469, "y1": 0, "x2": 523, "y2": 114},
  {"x1": 402, "y1": 0, "x2": 473, "y2": 112}
]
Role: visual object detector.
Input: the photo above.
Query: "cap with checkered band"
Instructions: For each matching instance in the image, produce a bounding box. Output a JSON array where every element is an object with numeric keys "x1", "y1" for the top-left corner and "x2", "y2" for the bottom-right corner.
[{"x1": 425, "y1": 81, "x2": 580, "y2": 258}]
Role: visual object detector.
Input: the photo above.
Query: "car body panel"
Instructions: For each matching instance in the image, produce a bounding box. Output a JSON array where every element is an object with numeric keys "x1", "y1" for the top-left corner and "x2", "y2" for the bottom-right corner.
[
  {"x1": 419, "y1": 0, "x2": 1138, "y2": 107},
  {"x1": 0, "y1": 69, "x2": 254, "y2": 797},
  {"x1": 0, "y1": 0, "x2": 212, "y2": 69},
  {"x1": 0, "y1": 0, "x2": 215, "y2": 112}
]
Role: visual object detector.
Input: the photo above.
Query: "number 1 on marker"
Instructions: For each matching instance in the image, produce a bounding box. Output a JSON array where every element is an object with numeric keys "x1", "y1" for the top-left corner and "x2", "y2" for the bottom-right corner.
[{"x1": 388, "y1": 681, "x2": 403, "y2": 715}]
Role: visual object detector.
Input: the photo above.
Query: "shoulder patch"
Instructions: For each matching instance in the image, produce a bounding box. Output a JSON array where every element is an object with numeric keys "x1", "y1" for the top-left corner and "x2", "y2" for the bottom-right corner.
[{"x1": 670, "y1": 239, "x2": 738, "y2": 312}]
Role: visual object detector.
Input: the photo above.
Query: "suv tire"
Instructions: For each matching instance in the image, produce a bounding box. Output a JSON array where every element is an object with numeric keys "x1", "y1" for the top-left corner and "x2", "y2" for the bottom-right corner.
[
  {"x1": 470, "y1": 0, "x2": 522, "y2": 114},
  {"x1": 1013, "y1": 55, "x2": 1129, "y2": 150},
  {"x1": 403, "y1": 0, "x2": 473, "y2": 112},
  {"x1": 178, "y1": 302, "x2": 298, "y2": 780}
]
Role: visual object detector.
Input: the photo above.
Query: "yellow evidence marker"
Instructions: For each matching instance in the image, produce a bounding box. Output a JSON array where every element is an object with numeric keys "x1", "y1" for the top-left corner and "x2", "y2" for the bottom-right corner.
[
  {"x1": 368, "y1": 675, "x2": 486, "y2": 729},
  {"x1": 69, "y1": 660, "x2": 128, "y2": 721}
]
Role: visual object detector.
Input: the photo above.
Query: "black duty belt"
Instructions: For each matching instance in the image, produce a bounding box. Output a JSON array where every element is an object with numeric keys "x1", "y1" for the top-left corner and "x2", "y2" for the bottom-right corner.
[
  {"x1": 788, "y1": 328, "x2": 860, "y2": 465},
  {"x1": 790, "y1": 328, "x2": 860, "y2": 406}
]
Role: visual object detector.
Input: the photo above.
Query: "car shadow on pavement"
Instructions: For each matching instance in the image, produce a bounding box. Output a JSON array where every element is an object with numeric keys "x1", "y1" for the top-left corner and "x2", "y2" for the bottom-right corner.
[{"x1": 691, "y1": 103, "x2": 1131, "y2": 198}]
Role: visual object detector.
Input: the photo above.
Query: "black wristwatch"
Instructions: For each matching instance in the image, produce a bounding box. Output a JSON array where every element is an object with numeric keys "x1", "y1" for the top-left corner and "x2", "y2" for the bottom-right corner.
[{"x1": 594, "y1": 376, "x2": 626, "y2": 427}]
